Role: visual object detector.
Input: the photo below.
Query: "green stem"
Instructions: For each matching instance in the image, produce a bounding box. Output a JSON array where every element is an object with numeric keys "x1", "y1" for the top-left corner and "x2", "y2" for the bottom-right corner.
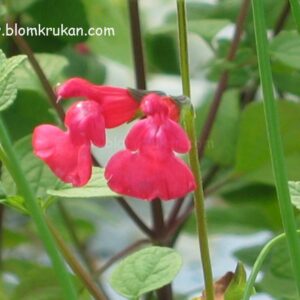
[
  {"x1": 242, "y1": 231, "x2": 300, "y2": 300},
  {"x1": 47, "y1": 220, "x2": 107, "y2": 300},
  {"x1": 252, "y1": 0, "x2": 300, "y2": 296},
  {"x1": 0, "y1": 116, "x2": 77, "y2": 300},
  {"x1": 176, "y1": 1, "x2": 214, "y2": 299},
  {"x1": 289, "y1": 0, "x2": 300, "y2": 33}
]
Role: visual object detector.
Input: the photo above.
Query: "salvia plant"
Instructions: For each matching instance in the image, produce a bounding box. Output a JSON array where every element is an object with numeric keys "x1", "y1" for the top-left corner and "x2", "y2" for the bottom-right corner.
[{"x1": 0, "y1": 0, "x2": 300, "y2": 299}]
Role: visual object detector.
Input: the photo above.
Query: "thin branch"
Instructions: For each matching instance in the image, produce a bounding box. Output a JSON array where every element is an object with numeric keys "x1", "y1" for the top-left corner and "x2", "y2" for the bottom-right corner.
[
  {"x1": 57, "y1": 202, "x2": 94, "y2": 271},
  {"x1": 166, "y1": 165, "x2": 219, "y2": 236},
  {"x1": 47, "y1": 220, "x2": 107, "y2": 300},
  {"x1": 241, "y1": 1, "x2": 291, "y2": 105},
  {"x1": 151, "y1": 198, "x2": 165, "y2": 241},
  {"x1": 166, "y1": 198, "x2": 184, "y2": 228},
  {"x1": 128, "y1": 0, "x2": 147, "y2": 90},
  {"x1": 197, "y1": 0, "x2": 251, "y2": 158},
  {"x1": 274, "y1": 1, "x2": 290, "y2": 36},
  {"x1": 117, "y1": 197, "x2": 155, "y2": 238},
  {"x1": 9, "y1": 22, "x2": 65, "y2": 120}
]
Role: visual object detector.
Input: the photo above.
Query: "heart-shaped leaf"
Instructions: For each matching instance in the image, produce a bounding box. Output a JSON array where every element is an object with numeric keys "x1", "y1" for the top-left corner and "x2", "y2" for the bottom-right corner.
[{"x1": 110, "y1": 246, "x2": 182, "y2": 299}]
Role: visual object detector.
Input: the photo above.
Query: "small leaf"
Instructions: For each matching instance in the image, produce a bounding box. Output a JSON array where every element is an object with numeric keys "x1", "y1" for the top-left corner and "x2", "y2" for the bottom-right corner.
[
  {"x1": 0, "y1": 75, "x2": 18, "y2": 111},
  {"x1": 224, "y1": 262, "x2": 250, "y2": 300},
  {"x1": 0, "y1": 55, "x2": 27, "y2": 83},
  {"x1": 0, "y1": 196, "x2": 29, "y2": 214},
  {"x1": 110, "y1": 246, "x2": 182, "y2": 299},
  {"x1": 270, "y1": 31, "x2": 300, "y2": 70},
  {"x1": 289, "y1": 181, "x2": 300, "y2": 209},
  {"x1": 188, "y1": 19, "x2": 231, "y2": 41},
  {"x1": 199, "y1": 263, "x2": 252, "y2": 300},
  {"x1": 0, "y1": 51, "x2": 26, "y2": 111},
  {"x1": 47, "y1": 167, "x2": 117, "y2": 198}
]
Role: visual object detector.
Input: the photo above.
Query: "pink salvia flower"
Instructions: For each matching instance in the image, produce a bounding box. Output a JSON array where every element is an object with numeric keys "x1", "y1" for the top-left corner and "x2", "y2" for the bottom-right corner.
[
  {"x1": 105, "y1": 93, "x2": 196, "y2": 201},
  {"x1": 33, "y1": 125, "x2": 92, "y2": 186},
  {"x1": 57, "y1": 77, "x2": 139, "y2": 127},
  {"x1": 33, "y1": 78, "x2": 141, "y2": 186},
  {"x1": 65, "y1": 100, "x2": 105, "y2": 147}
]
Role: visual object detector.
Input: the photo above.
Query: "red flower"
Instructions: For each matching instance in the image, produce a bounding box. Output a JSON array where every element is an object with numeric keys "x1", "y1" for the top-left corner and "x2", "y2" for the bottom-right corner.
[
  {"x1": 65, "y1": 100, "x2": 105, "y2": 147},
  {"x1": 57, "y1": 77, "x2": 139, "y2": 127},
  {"x1": 33, "y1": 79, "x2": 141, "y2": 186},
  {"x1": 105, "y1": 93, "x2": 196, "y2": 200},
  {"x1": 33, "y1": 125, "x2": 92, "y2": 187}
]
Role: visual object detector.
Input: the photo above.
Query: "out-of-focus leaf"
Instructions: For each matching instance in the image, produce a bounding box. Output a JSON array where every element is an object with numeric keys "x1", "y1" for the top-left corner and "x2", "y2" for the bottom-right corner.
[
  {"x1": 2, "y1": 228, "x2": 28, "y2": 248},
  {"x1": 235, "y1": 101, "x2": 300, "y2": 184},
  {"x1": 257, "y1": 240, "x2": 298, "y2": 299},
  {"x1": 234, "y1": 244, "x2": 265, "y2": 267},
  {"x1": 28, "y1": 0, "x2": 89, "y2": 43},
  {"x1": 224, "y1": 263, "x2": 250, "y2": 300},
  {"x1": 188, "y1": 19, "x2": 231, "y2": 41},
  {"x1": 14, "y1": 54, "x2": 68, "y2": 94},
  {"x1": 11, "y1": 268, "x2": 74, "y2": 300},
  {"x1": 196, "y1": 89, "x2": 240, "y2": 166},
  {"x1": 146, "y1": 29, "x2": 180, "y2": 74},
  {"x1": 62, "y1": 47, "x2": 106, "y2": 84},
  {"x1": 82, "y1": 0, "x2": 131, "y2": 65},
  {"x1": 2, "y1": 89, "x2": 56, "y2": 141},
  {"x1": 0, "y1": 75, "x2": 17, "y2": 112},
  {"x1": 47, "y1": 167, "x2": 117, "y2": 198},
  {"x1": 185, "y1": 184, "x2": 281, "y2": 235},
  {"x1": 0, "y1": 196, "x2": 28, "y2": 214},
  {"x1": 8, "y1": 0, "x2": 38, "y2": 13},
  {"x1": 110, "y1": 246, "x2": 182, "y2": 299},
  {"x1": 270, "y1": 31, "x2": 300, "y2": 70},
  {"x1": 289, "y1": 181, "x2": 300, "y2": 210},
  {"x1": 273, "y1": 69, "x2": 300, "y2": 96}
]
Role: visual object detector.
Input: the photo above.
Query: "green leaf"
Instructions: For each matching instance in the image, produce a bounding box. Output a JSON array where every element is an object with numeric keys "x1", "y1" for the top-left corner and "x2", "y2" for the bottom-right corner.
[
  {"x1": 28, "y1": 0, "x2": 89, "y2": 43},
  {"x1": 2, "y1": 89, "x2": 57, "y2": 141},
  {"x1": 224, "y1": 262, "x2": 250, "y2": 300},
  {"x1": 0, "y1": 196, "x2": 29, "y2": 214},
  {"x1": 188, "y1": 19, "x2": 231, "y2": 41},
  {"x1": 235, "y1": 101, "x2": 300, "y2": 184},
  {"x1": 14, "y1": 54, "x2": 68, "y2": 94},
  {"x1": 270, "y1": 31, "x2": 300, "y2": 70},
  {"x1": 146, "y1": 29, "x2": 180, "y2": 74},
  {"x1": 185, "y1": 184, "x2": 281, "y2": 235},
  {"x1": 82, "y1": 0, "x2": 131, "y2": 65},
  {"x1": 289, "y1": 181, "x2": 300, "y2": 209},
  {"x1": 8, "y1": 0, "x2": 39, "y2": 13},
  {"x1": 196, "y1": 89, "x2": 240, "y2": 166},
  {"x1": 0, "y1": 55, "x2": 27, "y2": 83},
  {"x1": 62, "y1": 47, "x2": 106, "y2": 84},
  {"x1": 273, "y1": 69, "x2": 300, "y2": 96},
  {"x1": 0, "y1": 51, "x2": 26, "y2": 111},
  {"x1": 47, "y1": 167, "x2": 117, "y2": 199},
  {"x1": 257, "y1": 240, "x2": 298, "y2": 299},
  {"x1": 0, "y1": 75, "x2": 17, "y2": 112},
  {"x1": 110, "y1": 246, "x2": 182, "y2": 299}
]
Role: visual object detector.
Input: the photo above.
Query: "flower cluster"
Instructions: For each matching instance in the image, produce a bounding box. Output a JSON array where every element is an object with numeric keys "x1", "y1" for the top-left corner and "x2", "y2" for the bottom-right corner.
[{"x1": 33, "y1": 78, "x2": 196, "y2": 200}]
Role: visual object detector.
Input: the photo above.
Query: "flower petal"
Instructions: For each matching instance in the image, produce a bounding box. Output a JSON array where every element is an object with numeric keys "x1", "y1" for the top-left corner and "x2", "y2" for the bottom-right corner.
[
  {"x1": 65, "y1": 100, "x2": 105, "y2": 147},
  {"x1": 101, "y1": 92, "x2": 139, "y2": 128},
  {"x1": 57, "y1": 78, "x2": 139, "y2": 128},
  {"x1": 32, "y1": 125, "x2": 92, "y2": 186},
  {"x1": 105, "y1": 150, "x2": 195, "y2": 200}
]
